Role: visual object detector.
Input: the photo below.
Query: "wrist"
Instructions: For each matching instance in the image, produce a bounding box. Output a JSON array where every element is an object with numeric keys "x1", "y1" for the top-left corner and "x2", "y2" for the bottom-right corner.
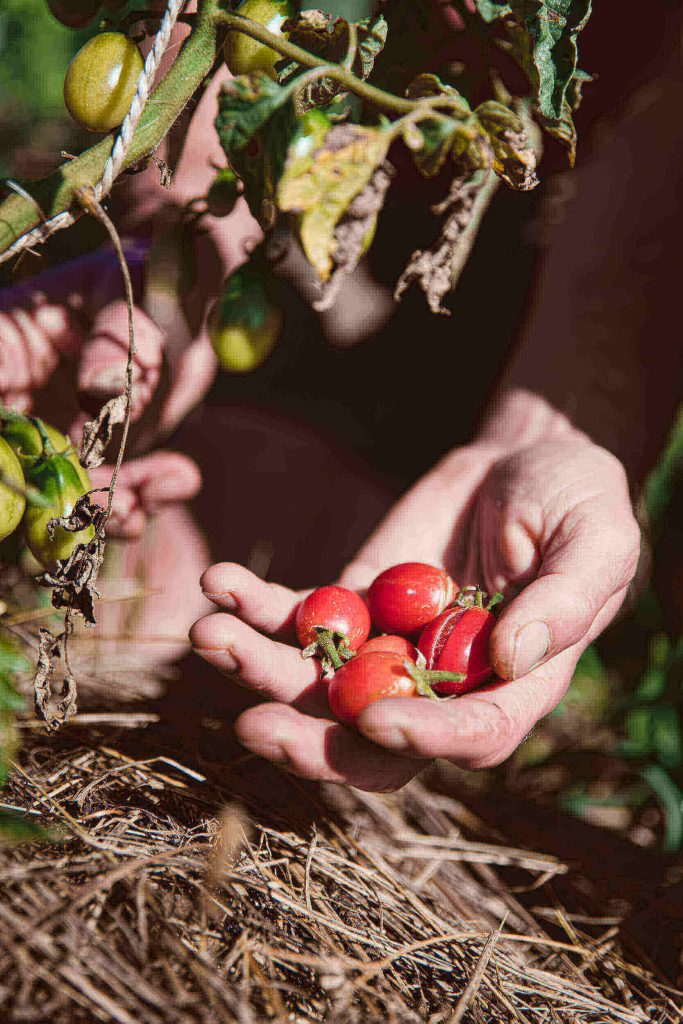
[{"x1": 476, "y1": 388, "x2": 583, "y2": 453}]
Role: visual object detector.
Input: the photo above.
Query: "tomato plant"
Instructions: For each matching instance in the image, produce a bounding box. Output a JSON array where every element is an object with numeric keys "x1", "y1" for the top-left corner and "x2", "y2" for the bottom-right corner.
[
  {"x1": 367, "y1": 562, "x2": 458, "y2": 636},
  {"x1": 63, "y1": 32, "x2": 143, "y2": 132},
  {"x1": 418, "y1": 588, "x2": 502, "y2": 695},
  {"x1": 356, "y1": 635, "x2": 419, "y2": 660},
  {"x1": 223, "y1": 0, "x2": 293, "y2": 80},
  {"x1": 0, "y1": 438, "x2": 26, "y2": 544},
  {"x1": 296, "y1": 585, "x2": 371, "y2": 674}
]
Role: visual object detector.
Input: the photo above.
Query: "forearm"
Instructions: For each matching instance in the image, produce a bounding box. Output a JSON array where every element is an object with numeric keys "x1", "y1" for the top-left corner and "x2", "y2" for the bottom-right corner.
[{"x1": 490, "y1": 72, "x2": 683, "y2": 486}]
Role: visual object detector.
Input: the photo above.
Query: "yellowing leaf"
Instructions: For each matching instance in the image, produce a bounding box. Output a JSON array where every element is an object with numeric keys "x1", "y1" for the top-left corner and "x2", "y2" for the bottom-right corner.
[{"x1": 278, "y1": 123, "x2": 391, "y2": 281}]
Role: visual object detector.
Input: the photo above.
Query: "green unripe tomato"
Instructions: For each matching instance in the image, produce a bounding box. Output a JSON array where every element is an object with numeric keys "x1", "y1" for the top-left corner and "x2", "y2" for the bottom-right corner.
[
  {"x1": 209, "y1": 261, "x2": 282, "y2": 374},
  {"x1": 23, "y1": 455, "x2": 95, "y2": 570},
  {"x1": 206, "y1": 167, "x2": 241, "y2": 218},
  {"x1": 224, "y1": 0, "x2": 293, "y2": 80},
  {"x1": 0, "y1": 438, "x2": 26, "y2": 545},
  {"x1": 1, "y1": 418, "x2": 90, "y2": 493},
  {"x1": 47, "y1": 0, "x2": 101, "y2": 27},
  {"x1": 63, "y1": 32, "x2": 143, "y2": 133},
  {"x1": 209, "y1": 307, "x2": 282, "y2": 373}
]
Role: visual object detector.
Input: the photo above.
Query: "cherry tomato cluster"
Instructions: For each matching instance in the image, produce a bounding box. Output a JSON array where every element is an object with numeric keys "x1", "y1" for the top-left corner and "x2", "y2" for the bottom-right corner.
[
  {"x1": 0, "y1": 414, "x2": 94, "y2": 570},
  {"x1": 294, "y1": 563, "x2": 503, "y2": 729}
]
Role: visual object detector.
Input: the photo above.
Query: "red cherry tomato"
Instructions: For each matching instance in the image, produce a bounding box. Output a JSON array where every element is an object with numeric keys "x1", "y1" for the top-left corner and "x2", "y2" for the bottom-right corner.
[
  {"x1": 366, "y1": 562, "x2": 457, "y2": 636},
  {"x1": 296, "y1": 585, "x2": 371, "y2": 674},
  {"x1": 418, "y1": 605, "x2": 495, "y2": 695},
  {"x1": 328, "y1": 652, "x2": 419, "y2": 727},
  {"x1": 356, "y1": 635, "x2": 419, "y2": 660}
]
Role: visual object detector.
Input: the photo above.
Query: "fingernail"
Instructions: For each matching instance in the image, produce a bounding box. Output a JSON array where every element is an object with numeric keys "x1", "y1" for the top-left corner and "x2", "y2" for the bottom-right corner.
[
  {"x1": 201, "y1": 589, "x2": 237, "y2": 610},
  {"x1": 191, "y1": 646, "x2": 238, "y2": 674},
  {"x1": 512, "y1": 621, "x2": 551, "y2": 678}
]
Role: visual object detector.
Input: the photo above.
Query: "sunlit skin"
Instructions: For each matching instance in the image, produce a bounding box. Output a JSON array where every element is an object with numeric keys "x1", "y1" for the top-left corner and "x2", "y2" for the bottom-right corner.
[{"x1": 191, "y1": 392, "x2": 640, "y2": 791}]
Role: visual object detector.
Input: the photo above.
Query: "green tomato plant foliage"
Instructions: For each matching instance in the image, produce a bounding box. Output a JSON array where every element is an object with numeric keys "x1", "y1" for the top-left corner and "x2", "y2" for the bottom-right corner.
[
  {"x1": 63, "y1": 31, "x2": 144, "y2": 132},
  {"x1": 224, "y1": 0, "x2": 294, "y2": 80},
  {"x1": 0, "y1": 438, "x2": 26, "y2": 544}
]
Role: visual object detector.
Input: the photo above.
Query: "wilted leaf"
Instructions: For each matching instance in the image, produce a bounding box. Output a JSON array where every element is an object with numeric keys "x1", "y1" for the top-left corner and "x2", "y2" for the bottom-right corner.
[
  {"x1": 276, "y1": 11, "x2": 387, "y2": 108},
  {"x1": 33, "y1": 626, "x2": 78, "y2": 731},
  {"x1": 405, "y1": 118, "x2": 461, "y2": 178},
  {"x1": 80, "y1": 394, "x2": 127, "y2": 470},
  {"x1": 313, "y1": 161, "x2": 393, "y2": 311},
  {"x1": 395, "y1": 170, "x2": 498, "y2": 314},
  {"x1": 475, "y1": 100, "x2": 538, "y2": 189},
  {"x1": 278, "y1": 123, "x2": 392, "y2": 281}
]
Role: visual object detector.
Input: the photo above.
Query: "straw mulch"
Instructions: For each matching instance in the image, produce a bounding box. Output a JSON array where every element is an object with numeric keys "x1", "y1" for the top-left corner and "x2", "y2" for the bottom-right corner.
[{"x1": 1, "y1": 709, "x2": 681, "y2": 1024}]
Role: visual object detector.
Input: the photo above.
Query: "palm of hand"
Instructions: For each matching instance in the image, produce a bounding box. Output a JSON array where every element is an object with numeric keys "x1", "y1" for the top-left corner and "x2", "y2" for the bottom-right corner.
[{"x1": 191, "y1": 430, "x2": 640, "y2": 791}]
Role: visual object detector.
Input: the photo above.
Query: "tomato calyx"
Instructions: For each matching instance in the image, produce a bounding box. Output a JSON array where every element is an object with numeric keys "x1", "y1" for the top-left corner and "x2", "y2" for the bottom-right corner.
[
  {"x1": 402, "y1": 657, "x2": 466, "y2": 700},
  {"x1": 301, "y1": 625, "x2": 357, "y2": 676},
  {"x1": 455, "y1": 585, "x2": 503, "y2": 613}
]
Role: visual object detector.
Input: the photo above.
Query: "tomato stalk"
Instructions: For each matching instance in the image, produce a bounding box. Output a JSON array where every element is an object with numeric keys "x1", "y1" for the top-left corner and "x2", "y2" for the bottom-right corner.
[
  {"x1": 403, "y1": 659, "x2": 466, "y2": 700},
  {"x1": 455, "y1": 585, "x2": 503, "y2": 612},
  {"x1": 302, "y1": 626, "x2": 356, "y2": 675}
]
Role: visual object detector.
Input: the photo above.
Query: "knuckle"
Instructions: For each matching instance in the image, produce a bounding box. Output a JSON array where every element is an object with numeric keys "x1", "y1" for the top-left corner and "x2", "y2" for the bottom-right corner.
[{"x1": 454, "y1": 701, "x2": 521, "y2": 770}]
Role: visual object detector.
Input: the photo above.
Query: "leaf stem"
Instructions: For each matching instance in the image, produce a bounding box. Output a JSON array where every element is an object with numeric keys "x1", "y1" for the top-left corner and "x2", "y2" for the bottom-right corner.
[{"x1": 216, "y1": 12, "x2": 471, "y2": 117}]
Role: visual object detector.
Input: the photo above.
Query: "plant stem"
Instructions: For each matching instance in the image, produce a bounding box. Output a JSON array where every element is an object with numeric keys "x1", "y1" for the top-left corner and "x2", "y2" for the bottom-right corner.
[{"x1": 0, "y1": 0, "x2": 222, "y2": 260}]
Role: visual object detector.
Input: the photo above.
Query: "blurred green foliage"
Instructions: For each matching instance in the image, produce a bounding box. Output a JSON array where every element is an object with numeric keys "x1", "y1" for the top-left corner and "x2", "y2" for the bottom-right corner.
[{"x1": 0, "y1": 0, "x2": 105, "y2": 178}]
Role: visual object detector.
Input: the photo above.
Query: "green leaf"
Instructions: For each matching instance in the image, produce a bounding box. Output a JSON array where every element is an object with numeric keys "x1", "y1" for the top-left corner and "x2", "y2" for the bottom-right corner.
[
  {"x1": 475, "y1": 100, "x2": 538, "y2": 189},
  {"x1": 278, "y1": 122, "x2": 391, "y2": 281},
  {"x1": 403, "y1": 117, "x2": 461, "y2": 178},
  {"x1": 216, "y1": 74, "x2": 298, "y2": 226},
  {"x1": 620, "y1": 707, "x2": 653, "y2": 759},
  {"x1": 0, "y1": 809, "x2": 53, "y2": 846},
  {"x1": 477, "y1": 0, "x2": 511, "y2": 21},
  {"x1": 651, "y1": 707, "x2": 683, "y2": 770},
  {"x1": 216, "y1": 73, "x2": 293, "y2": 154},
  {"x1": 641, "y1": 764, "x2": 683, "y2": 852}
]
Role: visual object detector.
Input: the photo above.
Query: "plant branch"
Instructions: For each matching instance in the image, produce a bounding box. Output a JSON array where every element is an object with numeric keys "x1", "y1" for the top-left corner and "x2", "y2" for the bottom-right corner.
[{"x1": 0, "y1": 0, "x2": 222, "y2": 262}]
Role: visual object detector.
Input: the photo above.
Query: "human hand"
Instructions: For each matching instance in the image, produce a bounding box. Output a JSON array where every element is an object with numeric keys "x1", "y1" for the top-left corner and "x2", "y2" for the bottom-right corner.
[{"x1": 190, "y1": 391, "x2": 641, "y2": 791}]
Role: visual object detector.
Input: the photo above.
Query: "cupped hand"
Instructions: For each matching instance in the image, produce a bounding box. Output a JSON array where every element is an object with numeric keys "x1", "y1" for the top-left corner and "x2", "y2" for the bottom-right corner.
[{"x1": 190, "y1": 391, "x2": 641, "y2": 791}]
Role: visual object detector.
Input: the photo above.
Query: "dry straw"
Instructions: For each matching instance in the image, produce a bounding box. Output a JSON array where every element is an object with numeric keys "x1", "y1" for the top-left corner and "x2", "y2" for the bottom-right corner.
[{"x1": 1, "y1": 719, "x2": 680, "y2": 1023}]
